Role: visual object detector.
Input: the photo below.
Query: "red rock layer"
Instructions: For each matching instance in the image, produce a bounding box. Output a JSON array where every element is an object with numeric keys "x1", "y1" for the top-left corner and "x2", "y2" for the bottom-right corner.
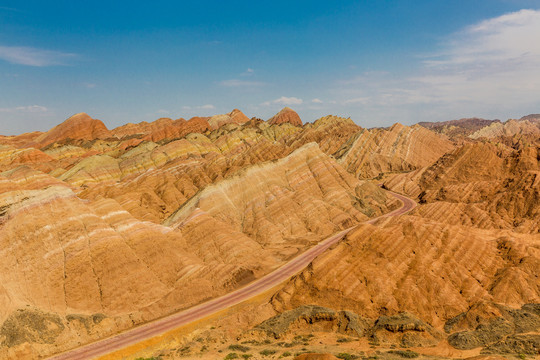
[
  {"x1": 111, "y1": 116, "x2": 210, "y2": 142},
  {"x1": 268, "y1": 107, "x2": 303, "y2": 126},
  {"x1": 29, "y1": 113, "x2": 112, "y2": 148},
  {"x1": 208, "y1": 109, "x2": 250, "y2": 130},
  {"x1": 336, "y1": 123, "x2": 454, "y2": 179},
  {"x1": 271, "y1": 216, "x2": 540, "y2": 328}
]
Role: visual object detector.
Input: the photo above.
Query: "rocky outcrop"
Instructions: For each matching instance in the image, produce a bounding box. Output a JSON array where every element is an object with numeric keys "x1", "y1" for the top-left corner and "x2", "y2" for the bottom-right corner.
[
  {"x1": 446, "y1": 303, "x2": 540, "y2": 353},
  {"x1": 268, "y1": 107, "x2": 303, "y2": 127},
  {"x1": 418, "y1": 118, "x2": 500, "y2": 138},
  {"x1": 1, "y1": 110, "x2": 539, "y2": 359},
  {"x1": 368, "y1": 312, "x2": 443, "y2": 348},
  {"x1": 0, "y1": 145, "x2": 53, "y2": 172},
  {"x1": 286, "y1": 115, "x2": 360, "y2": 155},
  {"x1": 28, "y1": 113, "x2": 112, "y2": 148},
  {"x1": 336, "y1": 123, "x2": 454, "y2": 179},
  {"x1": 250, "y1": 305, "x2": 441, "y2": 348},
  {"x1": 251, "y1": 305, "x2": 370, "y2": 339},
  {"x1": 482, "y1": 334, "x2": 540, "y2": 356},
  {"x1": 111, "y1": 116, "x2": 210, "y2": 142},
  {"x1": 165, "y1": 143, "x2": 392, "y2": 246},
  {"x1": 469, "y1": 119, "x2": 540, "y2": 139},
  {"x1": 385, "y1": 141, "x2": 540, "y2": 233},
  {"x1": 208, "y1": 109, "x2": 250, "y2": 130},
  {"x1": 271, "y1": 216, "x2": 540, "y2": 327}
]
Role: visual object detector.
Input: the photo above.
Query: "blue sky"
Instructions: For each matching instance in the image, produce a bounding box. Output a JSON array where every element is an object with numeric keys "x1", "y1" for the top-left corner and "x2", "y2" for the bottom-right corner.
[{"x1": 1, "y1": 0, "x2": 539, "y2": 135}]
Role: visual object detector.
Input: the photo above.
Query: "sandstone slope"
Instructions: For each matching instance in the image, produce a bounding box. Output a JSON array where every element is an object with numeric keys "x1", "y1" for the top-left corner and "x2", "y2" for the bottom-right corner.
[
  {"x1": 268, "y1": 107, "x2": 303, "y2": 127},
  {"x1": 335, "y1": 123, "x2": 454, "y2": 179}
]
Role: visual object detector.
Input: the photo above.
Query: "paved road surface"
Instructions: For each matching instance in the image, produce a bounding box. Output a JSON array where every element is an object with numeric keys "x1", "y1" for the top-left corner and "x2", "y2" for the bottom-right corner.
[{"x1": 48, "y1": 190, "x2": 416, "y2": 360}]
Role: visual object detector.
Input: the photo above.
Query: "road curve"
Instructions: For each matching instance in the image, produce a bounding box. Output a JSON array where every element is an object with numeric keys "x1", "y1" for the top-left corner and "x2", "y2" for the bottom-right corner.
[{"x1": 48, "y1": 190, "x2": 416, "y2": 360}]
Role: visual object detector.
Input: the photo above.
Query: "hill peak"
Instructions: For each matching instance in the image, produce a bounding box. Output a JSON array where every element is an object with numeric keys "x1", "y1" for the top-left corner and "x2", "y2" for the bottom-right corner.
[{"x1": 268, "y1": 107, "x2": 302, "y2": 126}]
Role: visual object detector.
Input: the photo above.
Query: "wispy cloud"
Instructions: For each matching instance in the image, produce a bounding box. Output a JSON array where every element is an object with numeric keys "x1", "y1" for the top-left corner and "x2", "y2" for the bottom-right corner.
[
  {"x1": 182, "y1": 104, "x2": 215, "y2": 111},
  {"x1": 343, "y1": 97, "x2": 370, "y2": 105},
  {"x1": 0, "y1": 6, "x2": 20, "y2": 12},
  {"x1": 0, "y1": 45, "x2": 76, "y2": 66},
  {"x1": 413, "y1": 9, "x2": 540, "y2": 106},
  {"x1": 219, "y1": 79, "x2": 264, "y2": 87},
  {"x1": 241, "y1": 68, "x2": 255, "y2": 76},
  {"x1": 334, "y1": 9, "x2": 540, "y2": 123},
  {"x1": 311, "y1": 98, "x2": 323, "y2": 104},
  {"x1": 262, "y1": 96, "x2": 303, "y2": 106},
  {"x1": 0, "y1": 105, "x2": 48, "y2": 113}
]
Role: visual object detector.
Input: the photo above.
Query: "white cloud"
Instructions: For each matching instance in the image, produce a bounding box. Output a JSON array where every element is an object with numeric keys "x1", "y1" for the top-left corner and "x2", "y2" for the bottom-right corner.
[
  {"x1": 0, "y1": 6, "x2": 19, "y2": 12},
  {"x1": 413, "y1": 9, "x2": 540, "y2": 106},
  {"x1": 343, "y1": 97, "x2": 370, "y2": 105},
  {"x1": 0, "y1": 105, "x2": 48, "y2": 113},
  {"x1": 0, "y1": 45, "x2": 76, "y2": 66},
  {"x1": 424, "y1": 9, "x2": 540, "y2": 69},
  {"x1": 333, "y1": 9, "x2": 540, "y2": 124},
  {"x1": 219, "y1": 79, "x2": 264, "y2": 87},
  {"x1": 181, "y1": 104, "x2": 215, "y2": 113},
  {"x1": 157, "y1": 109, "x2": 170, "y2": 114},
  {"x1": 311, "y1": 98, "x2": 323, "y2": 104},
  {"x1": 262, "y1": 96, "x2": 303, "y2": 106}
]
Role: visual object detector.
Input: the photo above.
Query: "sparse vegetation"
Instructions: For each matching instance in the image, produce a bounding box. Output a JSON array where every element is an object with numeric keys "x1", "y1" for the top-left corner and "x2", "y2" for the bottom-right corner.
[
  {"x1": 277, "y1": 341, "x2": 296, "y2": 348},
  {"x1": 228, "y1": 344, "x2": 251, "y2": 352},
  {"x1": 224, "y1": 353, "x2": 239, "y2": 359},
  {"x1": 387, "y1": 350, "x2": 419, "y2": 358},
  {"x1": 241, "y1": 340, "x2": 260, "y2": 345},
  {"x1": 177, "y1": 346, "x2": 190, "y2": 355},
  {"x1": 336, "y1": 353, "x2": 359, "y2": 360},
  {"x1": 241, "y1": 355, "x2": 253, "y2": 359},
  {"x1": 281, "y1": 351, "x2": 292, "y2": 357},
  {"x1": 260, "y1": 349, "x2": 277, "y2": 356}
]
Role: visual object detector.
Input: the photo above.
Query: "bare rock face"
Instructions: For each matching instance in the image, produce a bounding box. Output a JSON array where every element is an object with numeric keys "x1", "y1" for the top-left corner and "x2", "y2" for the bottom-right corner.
[
  {"x1": 285, "y1": 115, "x2": 360, "y2": 155},
  {"x1": 419, "y1": 118, "x2": 501, "y2": 138},
  {"x1": 386, "y1": 140, "x2": 540, "y2": 233},
  {"x1": 229, "y1": 108, "x2": 251, "y2": 124},
  {"x1": 0, "y1": 145, "x2": 53, "y2": 172},
  {"x1": 368, "y1": 312, "x2": 443, "y2": 348},
  {"x1": 250, "y1": 305, "x2": 370, "y2": 339},
  {"x1": 0, "y1": 132, "x2": 43, "y2": 148},
  {"x1": 208, "y1": 109, "x2": 250, "y2": 130},
  {"x1": 336, "y1": 123, "x2": 454, "y2": 179},
  {"x1": 268, "y1": 107, "x2": 303, "y2": 127},
  {"x1": 418, "y1": 114, "x2": 540, "y2": 141},
  {"x1": 294, "y1": 354, "x2": 339, "y2": 360},
  {"x1": 482, "y1": 334, "x2": 540, "y2": 356},
  {"x1": 445, "y1": 303, "x2": 540, "y2": 352},
  {"x1": 0, "y1": 111, "x2": 400, "y2": 358},
  {"x1": 1, "y1": 109, "x2": 539, "y2": 359},
  {"x1": 111, "y1": 116, "x2": 210, "y2": 142},
  {"x1": 469, "y1": 119, "x2": 540, "y2": 139},
  {"x1": 30, "y1": 113, "x2": 112, "y2": 148},
  {"x1": 271, "y1": 216, "x2": 540, "y2": 327},
  {"x1": 165, "y1": 143, "x2": 392, "y2": 246},
  {"x1": 248, "y1": 305, "x2": 441, "y2": 349}
]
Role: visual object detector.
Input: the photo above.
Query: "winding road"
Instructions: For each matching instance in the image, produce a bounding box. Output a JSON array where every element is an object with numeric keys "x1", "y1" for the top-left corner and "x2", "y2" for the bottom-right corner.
[{"x1": 48, "y1": 189, "x2": 416, "y2": 360}]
